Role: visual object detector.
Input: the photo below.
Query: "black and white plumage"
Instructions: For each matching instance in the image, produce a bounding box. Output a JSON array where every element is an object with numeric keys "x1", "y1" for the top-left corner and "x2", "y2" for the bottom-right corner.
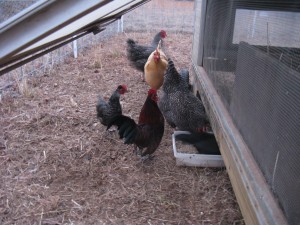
[
  {"x1": 158, "y1": 59, "x2": 208, "y2": 133},
  {"x1": 96, "y1": 85, "x2": 127, "y2": 126},
  {"x1": 179, "y1": 68, "x2": 192, "y2": 91},
  {"x1": 126, "y1": 30, "x2": 167, "y2": 74}
]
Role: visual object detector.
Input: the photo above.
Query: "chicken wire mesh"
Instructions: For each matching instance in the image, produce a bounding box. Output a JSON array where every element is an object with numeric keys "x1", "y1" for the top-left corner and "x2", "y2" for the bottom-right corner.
[
  {"x1": 0, "y1": 21, "x2": 119, "y2": 92},
  {"x1": 0, "y1": 0, "x2": 122, "y2": 92},
  {"x1": 0, "y1": 0, "x2": 194, "y2": 93},
  {"x1": 201, "y1": 0, "x2": 300, "y2": 224},
  {"x1": 0, "y1": 0, "x2": 39, "y2": 23},
  {"x1": 123, "y1": 0, "x2": 194, "y2": 33}
]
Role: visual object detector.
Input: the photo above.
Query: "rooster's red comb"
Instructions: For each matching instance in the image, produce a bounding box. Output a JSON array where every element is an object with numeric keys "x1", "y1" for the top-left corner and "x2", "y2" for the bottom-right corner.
[
  {"x1": 148, "y1": 89, "x2": 157, "y2": 95},
  {"x1": 160, "y1": 30, "x2": 167, "y2": 38},
  {"x1": 121, "y1": 84, "x2": 127, "y2": 90},
  {"x1": 117, "y1": 84, "x2": 128, "y2": 94}
]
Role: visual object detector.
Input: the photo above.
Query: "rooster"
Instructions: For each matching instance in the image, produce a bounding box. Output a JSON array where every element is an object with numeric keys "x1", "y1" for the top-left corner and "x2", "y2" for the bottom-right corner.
[
  {"x1": 144, "y1": 40, "x2": 168, "y2": 90},
  {"x1": 107, "y1": 89, "x2": 164, "y2": 158},
  {"x1": 96, "y1": 84, "x2": 127, "y2": 126},
  {"x1": 126, "y1": 30, "x2": 167, "y2": 80},
  {"x1": 158, "y1": 59, "x2": 208, "y2": 133}
]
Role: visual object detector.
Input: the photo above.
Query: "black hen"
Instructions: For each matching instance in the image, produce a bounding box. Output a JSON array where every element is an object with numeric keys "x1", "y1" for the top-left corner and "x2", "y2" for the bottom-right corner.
[
  {"x1": 176, "y1": 132, "x2": 220, "y2": 155},
  {"x1": 126, "y1": 30, "x2": 167, "y2": 79},
  {"x1": 158, "y1": 58, "x2": 208, "y2": 133},
  {"x1": 96, "y1": 85, "x2": 127, "y2": 126},
  {"x1": 108, "y1": 89, "x2": 164, "y2": 158}
]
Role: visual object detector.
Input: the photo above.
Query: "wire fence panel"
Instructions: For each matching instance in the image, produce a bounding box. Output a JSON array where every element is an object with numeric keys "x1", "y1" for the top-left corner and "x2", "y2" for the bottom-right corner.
[
  {"x1": 0, "y1": 0, "x2": 39, "y2": 23},
  {"x1": 201, "y1": 1, "x2": 300, "y2": 224},
  {"x1": 123, "y1": 0, "x2": 194, "y2": 33},
  {"x1": 0, "y1": 21, "x2": 119, "y2": 91},
  {"x1": 0, "y1": 0, "x2": 194, "y2": 92}
]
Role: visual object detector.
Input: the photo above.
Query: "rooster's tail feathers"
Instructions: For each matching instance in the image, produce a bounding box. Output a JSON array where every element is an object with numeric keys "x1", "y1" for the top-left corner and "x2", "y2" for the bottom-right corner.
[{"x1": 107, "y1": 115, "x2": 137, "y2": 144}]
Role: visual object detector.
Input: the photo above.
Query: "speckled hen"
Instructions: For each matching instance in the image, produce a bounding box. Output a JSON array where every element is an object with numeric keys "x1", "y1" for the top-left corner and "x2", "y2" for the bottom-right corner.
[{"x1": 158, "y1": 59, "x2": 208, "y2": 133}]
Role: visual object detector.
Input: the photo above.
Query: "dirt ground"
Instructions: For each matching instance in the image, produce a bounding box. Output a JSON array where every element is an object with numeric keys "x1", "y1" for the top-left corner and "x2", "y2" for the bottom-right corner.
[{"x1": 0, "y1": 32, "x2": 244, "y2": 225}]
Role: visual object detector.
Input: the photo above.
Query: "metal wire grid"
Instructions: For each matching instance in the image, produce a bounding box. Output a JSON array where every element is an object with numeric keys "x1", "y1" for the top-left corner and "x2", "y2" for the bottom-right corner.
[
  {"x1": 0, "y1": 0, "x2": 194, "y2": 91},
  {"x1": 202, "y1": 1, "x2": 300, "y2": 224}
]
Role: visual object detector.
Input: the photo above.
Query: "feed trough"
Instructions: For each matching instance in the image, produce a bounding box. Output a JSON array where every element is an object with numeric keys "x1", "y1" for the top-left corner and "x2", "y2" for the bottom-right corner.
[{"x1": 172, "y1": 131, "x2": 225, "y2": 167}]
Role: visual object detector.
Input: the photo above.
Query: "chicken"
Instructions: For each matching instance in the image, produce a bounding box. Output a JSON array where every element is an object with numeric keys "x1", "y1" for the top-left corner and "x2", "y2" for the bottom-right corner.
[
  {"x1": 144, "y1": 40, "x2": 168, "y2": 90},
  {"x1": 179, "y1": 68, "x2": 193, "y2": 91},
  {"x1": 96, "y1": 84, "x2": 127, "y2": 126},
  {"x1": 176, "y1": 132, "x2": 220, "y2": 155},
  {"x1": 158, "y1": 58, "x2": 208, "y2": 133},
  {"x1": 107, "y1": 89, "x2": 164, "y2": 158},
  {"x1": 126, "y1": 30, "x2": 167, "y2": 80}
]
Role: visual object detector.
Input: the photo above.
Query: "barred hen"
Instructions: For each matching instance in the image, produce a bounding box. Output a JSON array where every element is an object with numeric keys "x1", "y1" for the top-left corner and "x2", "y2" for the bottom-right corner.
[
  {"x1": 126, "y1": 30, "x2": 167, "y2": 80},
  {"x1": 96, "y1": 85, "x2": 127, "y2": 126},
  {"x1": 107, "y1": 89, "x2": 164, "y2": 158},
  {"x1": 179, "y1": 68, "x2": 193, "y2": 91},
  {"x1": 158, "y1": 59, "x2": 208, "y2": 133}
]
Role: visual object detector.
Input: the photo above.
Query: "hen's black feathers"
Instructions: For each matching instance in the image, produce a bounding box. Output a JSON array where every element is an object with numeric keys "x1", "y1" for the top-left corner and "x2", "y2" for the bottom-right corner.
[
  {"x1": 107, "y1": 115, "x2": 137, "y2": 144},
  {"x1": 176, "y1": 132, "x2": 220, "y2": 155},
  {"x1": 126, "y1": 31, "x2": 165, "y2": 72},
  {"x1": 96, "y1": 85, "x2": 126, "y2": 126},
  {"x1": 151, "y1": 31, "x2": 163, "y2": 46}
]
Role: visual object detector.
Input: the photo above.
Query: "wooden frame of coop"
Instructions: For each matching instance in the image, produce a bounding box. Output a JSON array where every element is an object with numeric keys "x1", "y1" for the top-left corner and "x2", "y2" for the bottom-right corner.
[{"x1": 191, "y1": 0, "x2": 300, "y2": 224}]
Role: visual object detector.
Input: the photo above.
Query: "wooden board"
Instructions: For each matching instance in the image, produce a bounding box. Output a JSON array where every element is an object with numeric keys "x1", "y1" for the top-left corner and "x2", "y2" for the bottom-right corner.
[{"x1": 191, "y1": 63, "x2": 288, "y2": 225}]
